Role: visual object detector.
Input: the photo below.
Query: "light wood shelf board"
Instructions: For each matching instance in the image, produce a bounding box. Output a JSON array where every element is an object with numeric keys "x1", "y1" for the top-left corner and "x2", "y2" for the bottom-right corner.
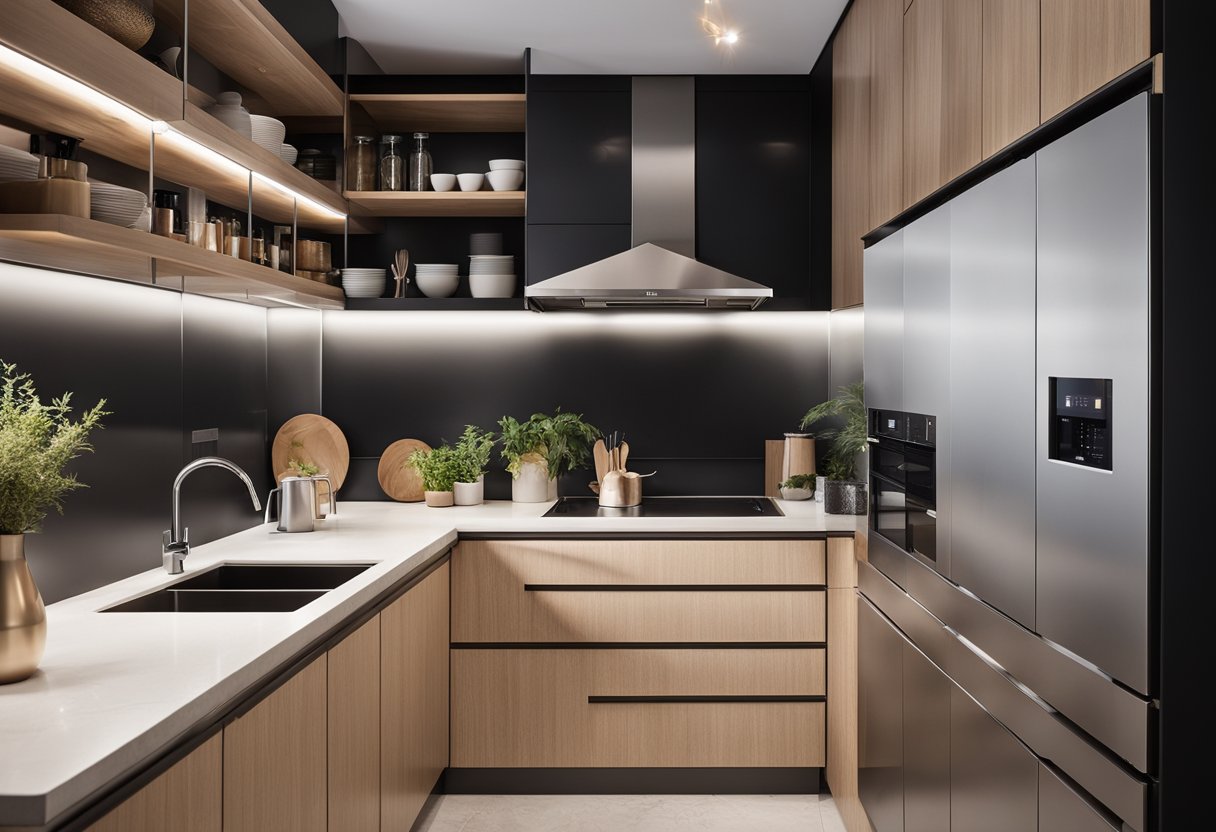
[
  {"x1": 350, "y1": 94, "x2": 526, "y2": 133},
  {"x1": 344, "y1": 190, "x2": 525, "y2": 218}
]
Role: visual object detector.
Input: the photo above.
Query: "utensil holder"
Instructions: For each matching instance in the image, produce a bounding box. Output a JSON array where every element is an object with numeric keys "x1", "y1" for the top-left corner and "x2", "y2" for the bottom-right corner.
[{"x1": 598, "y1": 471, "x2": 642, "y2": 508}]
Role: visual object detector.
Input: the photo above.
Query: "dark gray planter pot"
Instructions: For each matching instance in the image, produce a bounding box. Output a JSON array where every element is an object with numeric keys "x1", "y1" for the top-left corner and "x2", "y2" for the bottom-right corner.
[{"x1": 823, "y1": 480, "x2": 868, "y2": 515}]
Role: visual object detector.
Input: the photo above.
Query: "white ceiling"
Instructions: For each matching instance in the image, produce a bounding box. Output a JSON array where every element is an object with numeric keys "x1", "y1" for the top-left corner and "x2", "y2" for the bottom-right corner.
[{"x1": 333, "y1": 0, "x2": 848, "y2": 75}]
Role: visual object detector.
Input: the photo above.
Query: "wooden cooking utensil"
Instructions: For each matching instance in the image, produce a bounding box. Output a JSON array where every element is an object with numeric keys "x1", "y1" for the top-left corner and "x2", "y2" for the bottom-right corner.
[
  {"x1": 271, "y1": 414, "x2": 350, "y2": 489},
  {"x1": 377, "y1": 438, "x2": 432, "y2": 502},
  {"x1": 593, "y1": 439, "x2": 609, "y2": 483},
  {"x1": 618, "y1": 441, "x2": 630, "y2": 471}
]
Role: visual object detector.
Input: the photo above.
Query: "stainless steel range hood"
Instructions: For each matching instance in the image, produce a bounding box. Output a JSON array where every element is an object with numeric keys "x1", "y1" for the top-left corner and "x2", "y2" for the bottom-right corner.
[{"x1": 526, "y1": 77, "x2": 773, "y2": 311}]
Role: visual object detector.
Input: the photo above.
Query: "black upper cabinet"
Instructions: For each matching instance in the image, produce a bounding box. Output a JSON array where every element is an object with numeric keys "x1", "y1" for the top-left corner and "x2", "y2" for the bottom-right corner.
[
  {"x1": 526, "y1": 224, "x2": 630, "y2": 285},
  {"x1": 526, "y1": 79, "x2": 632, "y2": 225}
]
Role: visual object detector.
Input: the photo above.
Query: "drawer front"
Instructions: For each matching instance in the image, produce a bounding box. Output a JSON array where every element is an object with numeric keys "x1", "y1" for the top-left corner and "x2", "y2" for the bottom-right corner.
[
  {"x1": 452, "y1": 648, "x2": 826, "y2": 768},
  {"x1": 453, "y1": 539, "x2": 827, "y2": 643}
]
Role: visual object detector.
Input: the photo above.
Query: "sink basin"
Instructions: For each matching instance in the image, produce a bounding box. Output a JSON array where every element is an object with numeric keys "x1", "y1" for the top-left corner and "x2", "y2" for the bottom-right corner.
[{"x1": 100, "y1": 563, "x2": 374, "y2": 613}]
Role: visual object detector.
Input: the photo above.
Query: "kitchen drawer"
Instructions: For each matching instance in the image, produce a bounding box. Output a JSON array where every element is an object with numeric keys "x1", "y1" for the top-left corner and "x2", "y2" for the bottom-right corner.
[
  {"x1": 452, "y1": 539, "x2": 827, "y2": 643},
  {"x1": 452, "y1": 648, "x2": 826, "y2": 768}
]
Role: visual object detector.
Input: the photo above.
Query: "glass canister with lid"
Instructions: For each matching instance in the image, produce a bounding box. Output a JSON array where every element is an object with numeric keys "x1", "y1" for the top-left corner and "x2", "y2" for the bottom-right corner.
[
  {"x1": 408, "y1": 132, "x2": 432, "y2": 191},
  {"x1": 379, "y1": 134, "x2": 405, "y2": 191},
  {"x1": 347, "y1": 135, "x2": 378, "y2": 191}
]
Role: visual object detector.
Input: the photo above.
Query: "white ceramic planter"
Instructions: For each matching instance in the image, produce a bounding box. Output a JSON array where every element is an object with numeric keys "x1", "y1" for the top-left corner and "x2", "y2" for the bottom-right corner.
[
  {"x1": 512, "y1": 460, "x2": 557, "y2": 503},
  {"x1": 453, "y1": 475, "x2": 484, "y2": 506},
  {"x1": 424, "y1": 490, "x2": 454, "y2": 508},
  {"x1": 779, "y1": 486, "x2": 814, "y2": 501}
]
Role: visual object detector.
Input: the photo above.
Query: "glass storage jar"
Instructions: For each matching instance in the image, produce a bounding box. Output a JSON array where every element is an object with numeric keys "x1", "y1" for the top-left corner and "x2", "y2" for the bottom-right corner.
[
  {"x1": 408, "y1": 132, "x2": 432, "y2": 192},
  {"x1": 347, "y1": 135, "x2": 377, "y2": 191},
  {"x1": 380, "y1": 134, "x2": 404, "y2": 191}
]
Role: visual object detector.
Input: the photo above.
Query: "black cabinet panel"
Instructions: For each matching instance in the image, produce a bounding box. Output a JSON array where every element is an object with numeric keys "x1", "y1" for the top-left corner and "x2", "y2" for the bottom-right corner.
[
  {"x1": 525, "y1": 224, "x2": 630, "y2": 285},
  {"x1": 526, "y1": 89, "x2": 631, "y2": 224},
  {"x1": 696, "y1": 86, "x2": 810, "y2": 302}
]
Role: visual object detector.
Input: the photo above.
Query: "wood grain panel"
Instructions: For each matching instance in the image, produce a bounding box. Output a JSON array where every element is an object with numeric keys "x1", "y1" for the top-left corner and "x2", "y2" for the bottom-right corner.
[
  {"x1": 827, "y1": 536, "x2": 859, "y2": 589},
  {"x1": 1041, "y1": 0, "x2": 1151, "y2": 120},
  {"x1": 941, "y1": 0, "x2": 983, "y2": 184},
  {"x1": 869, "y1": 0, "x2": 905, "y2": 229},
  {"x1": 223, "y1": 657, "x2": 328, "y2": 832},
  {"x1": 452, "y1": 649, "x2": 825, "y2": 768},
  {"x1": 827, "y1": 587, "x2": 871, "y2": 832},
  {"x1": 831, "y1": 0, "x2": 871, "y2": 309},
  {"x1": 88, "y1": 734, "x2": 222, "y2": 832},
  {"x1": 764, "y1": 439, "x2": 785, "y2": 498},
  {"x1": 983, "y1": 0, "x2": 1040, "y2": 157},
  {"x1": 328, "y1": 616, "x2": 381, "y2": 832},
  {"x1": 382, "y1": 562, "x2": 449, "y2": 831},
  {"x1": 345, "y1": 190, "x2": 526, "y2": 218},
  {"x1": 452, "y1": 539, "x2": 827, "y2": 643},
  {"x1": 352, "y1": 94, "x2": 526, "y2": 133}
]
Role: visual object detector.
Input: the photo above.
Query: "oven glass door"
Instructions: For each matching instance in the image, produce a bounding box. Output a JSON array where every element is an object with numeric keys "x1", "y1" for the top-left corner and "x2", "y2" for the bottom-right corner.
[
  {"x1": 905, "y1": 492, "x2": 936, "y2": 562},
  {"x1": 870, "y1": 471, "x2": 908, "y2": 552}
]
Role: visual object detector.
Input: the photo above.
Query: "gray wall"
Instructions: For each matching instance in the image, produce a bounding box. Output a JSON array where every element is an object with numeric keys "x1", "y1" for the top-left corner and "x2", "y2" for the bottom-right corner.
[
  {"x1": 269, "y1": 309, "x2": 833, "y2": 501},
  {"x1": 0, "y1": 263, "x2": 269, "y2": 603}
]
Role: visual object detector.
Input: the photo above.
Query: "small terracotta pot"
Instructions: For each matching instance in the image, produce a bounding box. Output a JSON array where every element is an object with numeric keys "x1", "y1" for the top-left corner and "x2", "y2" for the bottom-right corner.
[{"x1": 424, "y1": 490, "x2": 454, "y2": 507}]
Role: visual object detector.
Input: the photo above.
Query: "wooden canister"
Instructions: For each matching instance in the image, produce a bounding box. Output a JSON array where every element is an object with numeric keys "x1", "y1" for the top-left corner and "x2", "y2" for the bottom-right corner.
[
  {"x1": 0, "y1": 179, "x2": 91, "y2": 219},
  {"x1": 782, "y1": 433, "x2": 816, "y2": 481}
]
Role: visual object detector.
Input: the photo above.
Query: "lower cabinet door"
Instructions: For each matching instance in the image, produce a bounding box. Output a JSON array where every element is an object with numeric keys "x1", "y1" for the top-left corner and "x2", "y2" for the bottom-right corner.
[
  {"x1": 328, "y1": 615, "x2": 381, "y2": 832},
  {"x1": 381, "y1": 562, "x2": 450, "y2": 830},
  {"x1": 950, "y1": 684, "x2": 1038, "y2": 832},
  {"x1": 223, "y1": 657, "x2": 328, "y2": 832},
  {"x1": 1039, "y1": 764, "x2": 1120, "y2": 832},
  {"x1": 452, "y1": 648, "x2": 826, "y2": 768},
  {"x1": 857, "y1": 599, "x2": 904, "y2": 832},
  {"x1": 88, "y1": 733, "x2": 222, "y2": 832},
  {"x1": 902, "y1": 643, "x2": 950, "y2": 832}
]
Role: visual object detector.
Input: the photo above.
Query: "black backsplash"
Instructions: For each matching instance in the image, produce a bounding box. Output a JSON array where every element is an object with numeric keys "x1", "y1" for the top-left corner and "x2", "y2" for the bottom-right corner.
[{"x1": 0, "y1": 265, "x2": 270, "y2": 603}]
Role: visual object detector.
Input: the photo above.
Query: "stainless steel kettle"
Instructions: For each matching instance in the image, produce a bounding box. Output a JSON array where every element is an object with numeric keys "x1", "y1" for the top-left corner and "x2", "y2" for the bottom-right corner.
[{"x1": 265, "y1": 475, "x2": 336, "y2": 533}]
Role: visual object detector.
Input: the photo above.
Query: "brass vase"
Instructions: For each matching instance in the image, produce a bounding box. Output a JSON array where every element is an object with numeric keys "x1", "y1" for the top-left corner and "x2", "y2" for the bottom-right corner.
[{"x1": 0, "y1": 535, "x2": 47, "y2": 685}]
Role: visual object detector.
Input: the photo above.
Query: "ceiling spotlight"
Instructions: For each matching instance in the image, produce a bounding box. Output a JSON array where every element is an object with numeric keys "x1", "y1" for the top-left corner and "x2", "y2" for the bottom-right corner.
[{"x1": 722, "y1": 29, "x2": 739, "y2": 44}]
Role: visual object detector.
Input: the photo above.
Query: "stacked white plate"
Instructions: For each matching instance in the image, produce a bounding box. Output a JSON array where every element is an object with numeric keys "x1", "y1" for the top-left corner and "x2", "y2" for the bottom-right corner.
[
  {"x1": 279, "y1": 144, "x2": 298, "y2": 165},
  {"x1": 414, "y1": 263, "x2": 460, "y2": 298},
  {"x1": 90, "y1": 181, "x2": 148, "y2": 228},
  {"x1": 250, "y1": 115, "x2": 287, "y2": 156},
  {"x1": 341, "y1": 268, "x2": 387, "y2": 298},
  {"x1": 468, "y1": 254, "x2": 515, "y2": 298},
  {"x1": 0, "y1": 145, "x2": 38, "y2": 182},
  {"x1": 469, "y1": 232, "x2": 503, "y2": 256}
]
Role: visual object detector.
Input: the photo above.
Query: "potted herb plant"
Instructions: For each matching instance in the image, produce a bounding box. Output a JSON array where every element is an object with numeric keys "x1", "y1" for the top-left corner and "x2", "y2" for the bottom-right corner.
[
  {"x1": 452, "y1": 425, "x2": 495, "y2": 506},
  {"x1": 779, "y1": 474, "x2": 816, "y2": 501},
  {"x1": 1, "y1": 361, "x2": 107, "y2": 684},
  {"x1": 498, "y1": 409, "x2": 600, "y2": 503},
  {"x1": 407, "y1": 444, "x2": 462, "y2": 508},
  {"x1": 800, "y1": 381, "x2": 868, "y2": 515}
]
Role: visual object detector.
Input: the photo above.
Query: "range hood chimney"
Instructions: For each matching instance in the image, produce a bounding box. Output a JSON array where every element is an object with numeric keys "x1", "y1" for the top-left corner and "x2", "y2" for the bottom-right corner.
[{"x1": 525, "y1": 77, "x2": 773, "y2": 311}]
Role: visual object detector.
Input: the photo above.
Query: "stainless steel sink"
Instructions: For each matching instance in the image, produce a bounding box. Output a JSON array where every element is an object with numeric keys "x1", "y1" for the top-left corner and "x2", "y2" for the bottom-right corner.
[{"x1": 100, "y1": 563, "x2": 373, "y2": 613}]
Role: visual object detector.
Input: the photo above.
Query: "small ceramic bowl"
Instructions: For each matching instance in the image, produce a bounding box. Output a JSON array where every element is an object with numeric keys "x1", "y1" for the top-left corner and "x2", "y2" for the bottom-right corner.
[
  {"x1": 456, "y1": 172, "x2": 485, "y2": 192},
  {"x1": 486, "y1": 169, "x2": 524, "y2": 191},
  {"x1": 430, "y1": 173, "x2": 456, "y2": 192}
]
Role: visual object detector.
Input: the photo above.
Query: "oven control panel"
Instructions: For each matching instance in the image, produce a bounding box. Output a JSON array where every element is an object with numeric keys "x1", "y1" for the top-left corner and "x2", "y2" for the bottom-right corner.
[{"x1": 1049, "y1": 376, "x2": 1112, "y2": 471}]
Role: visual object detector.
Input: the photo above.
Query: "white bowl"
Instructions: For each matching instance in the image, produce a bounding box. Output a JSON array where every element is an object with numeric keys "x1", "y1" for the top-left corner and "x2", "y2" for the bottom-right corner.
[
  {"x1": 488, "y1": 159, "x2": 525, "y2": 171},
  {"x1": 250, "y1": 115, "x2": 286, "y2": 153},
  {"x1": 416, "y1": 273, "x2": 460, "y2": 298},
  {"x1": 469, "y1": 274, "x2": 516, "y2": 298},
  {"x1": 457, "y1": 173, "x2": 484, "y2": 192},
  {"x1": 89, "y1": 182, "x2": 148, "y2": 227},
  {"x1": 486, "y1": 169, "x2": 524, "y2": 191},
  {"x1": 279, "y1": 144, "x2": 298, "y2": 165},
  {"x1": 430, "y1": 173, "x2": 456, "y2": 192},
  {"x1": 0, "y1": 145, "x2": 38, "y2": 182}
]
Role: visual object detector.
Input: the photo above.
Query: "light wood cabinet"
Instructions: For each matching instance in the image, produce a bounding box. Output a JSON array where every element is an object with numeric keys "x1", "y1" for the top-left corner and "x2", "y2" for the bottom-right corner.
[
  {"x1": 869, "y1": 0, "x2": 905, "y2": 230},
  {"x1": 1041, "y1": 0, "x2": 1151, "y2": 120},
  {"x1": 452, "y1": 539, "x2": 827, "y2": 643},
  {"x1": 223, "y1": 657, "x2": 328, "y2": 832},
  {"x1": 831, "y1": 0, "x2": 871, "y2": 309},
  {"x1": 328, "y1": 616, "x2": 381, "y2": 832},
  {"x1": 452, "y1": 648, "x2": 826, "y2": 768},
  {"x1": 381, "y1": 562, "x2": 450, "y2": 831},
  {"x1": 903, "y1": 0, "x2": 983, "y2": 207},
  {"x1": 982, "y1": 0, "x2": 1040, "y2": 157},
  {"x1": 87, "y1": 734, "x2": 222, "y2": 832}
]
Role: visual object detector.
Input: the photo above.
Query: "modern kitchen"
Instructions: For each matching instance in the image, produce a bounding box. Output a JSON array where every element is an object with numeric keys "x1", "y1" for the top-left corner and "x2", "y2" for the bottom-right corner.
[{"x1": 0, "y1": 1, "x2": 1206, "y2": 830}]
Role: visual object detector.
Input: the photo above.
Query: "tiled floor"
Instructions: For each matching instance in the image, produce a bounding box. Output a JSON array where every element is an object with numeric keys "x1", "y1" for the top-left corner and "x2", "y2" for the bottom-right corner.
[{"x1": 415, "y1": 793, "x2": 848, "y2": 832}]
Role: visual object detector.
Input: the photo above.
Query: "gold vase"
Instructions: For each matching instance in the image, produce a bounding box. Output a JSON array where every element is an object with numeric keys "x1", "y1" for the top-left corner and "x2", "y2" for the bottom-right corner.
[{"x1": 0, "y1": 534, "x2": 47, "y2": 685}]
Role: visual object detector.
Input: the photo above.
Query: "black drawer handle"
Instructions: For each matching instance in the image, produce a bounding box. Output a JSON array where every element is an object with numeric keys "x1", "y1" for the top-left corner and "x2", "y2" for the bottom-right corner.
[
  {"x1": 524, "y1": 584, "x2": 826, "y2": 592},
  {"x1": 587, "y1": 695, "x2": 826, "y2": 704}
]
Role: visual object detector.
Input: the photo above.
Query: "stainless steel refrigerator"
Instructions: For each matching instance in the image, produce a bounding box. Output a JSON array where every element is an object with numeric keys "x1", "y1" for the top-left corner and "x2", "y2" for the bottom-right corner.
[{"x1": 859, "y1": 92, "x2": 1154, "y2": 832}]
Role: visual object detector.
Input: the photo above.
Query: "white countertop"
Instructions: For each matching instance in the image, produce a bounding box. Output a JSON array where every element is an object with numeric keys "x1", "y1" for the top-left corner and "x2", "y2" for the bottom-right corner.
[{"x1": 0, "y1": 499, "x2": 858, "y2": 825}]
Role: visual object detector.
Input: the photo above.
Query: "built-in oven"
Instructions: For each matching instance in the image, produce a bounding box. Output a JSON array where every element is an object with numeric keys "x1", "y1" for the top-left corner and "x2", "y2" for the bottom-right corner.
[{"x1": 868, "y1": 409, "x2": 937, "y2": 564}]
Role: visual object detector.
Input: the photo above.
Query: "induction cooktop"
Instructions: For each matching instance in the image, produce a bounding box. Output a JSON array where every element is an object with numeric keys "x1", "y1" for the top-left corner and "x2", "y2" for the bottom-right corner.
[{"x1": 543, "y1": 497, "x2": 783, "y2": 518}]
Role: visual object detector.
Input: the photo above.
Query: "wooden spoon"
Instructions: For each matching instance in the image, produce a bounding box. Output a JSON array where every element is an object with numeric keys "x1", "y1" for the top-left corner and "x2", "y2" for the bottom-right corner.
[
  {"x1": 619, "y1": 441, "x2": 630, "y2": 472},
  {"x1": 593, "y1": 439, "x2": 609, "y2": 483}
]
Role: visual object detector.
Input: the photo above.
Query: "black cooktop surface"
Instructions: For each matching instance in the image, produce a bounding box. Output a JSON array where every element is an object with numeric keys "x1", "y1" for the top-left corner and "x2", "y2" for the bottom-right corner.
[{"x1": 544, "y1": 497, "x2": 783, "y2": 518}]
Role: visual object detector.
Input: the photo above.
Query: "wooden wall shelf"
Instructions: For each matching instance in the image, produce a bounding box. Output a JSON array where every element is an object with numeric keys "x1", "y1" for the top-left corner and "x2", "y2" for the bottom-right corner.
[
  {"x1": 0, "y1": 214, "x2": 344, "y2": 309},
  {"x1": 351, "y1": 94, "x2": 526, "y2": 133},
  {"x1": 151, "y1": 0, "x2": 344, "y2": 118},
  {"x1": 344, "y1": 191, "x2": 525, "y2": 218},
  {"x1": 344, "y1": 298, "x2": 527, "y2": 311}
]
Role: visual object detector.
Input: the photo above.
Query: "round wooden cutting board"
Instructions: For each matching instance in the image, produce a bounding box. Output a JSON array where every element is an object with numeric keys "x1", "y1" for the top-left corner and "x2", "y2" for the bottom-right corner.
[
  {"x1": 271, "y1": 414, "x2": 350, "y2": 489},
  {"x1": 378, "y1": 438, "x2": 432, "y2": 502}
]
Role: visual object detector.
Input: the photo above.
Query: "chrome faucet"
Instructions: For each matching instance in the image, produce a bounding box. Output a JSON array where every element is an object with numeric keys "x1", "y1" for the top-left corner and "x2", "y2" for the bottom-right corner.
[{"x1": 163, "y1": 457, "x2": 262, "y2": 574}]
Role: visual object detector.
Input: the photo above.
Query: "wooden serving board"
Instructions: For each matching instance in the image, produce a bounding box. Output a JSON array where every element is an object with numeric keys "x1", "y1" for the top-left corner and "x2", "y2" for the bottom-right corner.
[
  {"x1": 271, "y1": 414, "x2": 350, "y2": 489},
  {"x1": 378, "y1": 438, "x2": 432, "y2": 502}
]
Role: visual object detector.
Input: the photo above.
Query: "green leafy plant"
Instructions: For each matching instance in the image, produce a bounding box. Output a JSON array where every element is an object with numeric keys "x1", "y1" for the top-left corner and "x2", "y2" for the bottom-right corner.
[
  {"x1": 780, "y1": 474, "x2": 817, "y2": 490},
  {"x1": 452, "y1": 425, "x2": 496, "y2": 483},
  {"x1": 287, "y1": 458, "x2": 320, "y2": 477},
  {"x1": 0, "y1": 361, "x2": 108, "y2": 535},
  {"x1": 498, "y1": 409, "x2": 600, "y2": 480},
  {"x1": 407, "y1": 445, "x2": 463, "y2": 493},
  {"x1": 799, "y1": 381, "x2": 867, "y2": 481}
]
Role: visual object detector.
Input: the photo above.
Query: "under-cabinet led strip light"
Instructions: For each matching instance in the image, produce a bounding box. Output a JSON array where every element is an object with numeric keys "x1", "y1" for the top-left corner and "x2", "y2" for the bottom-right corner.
[{"x1": 0, "y1": 43, "x2": 347, "y2": 223}]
